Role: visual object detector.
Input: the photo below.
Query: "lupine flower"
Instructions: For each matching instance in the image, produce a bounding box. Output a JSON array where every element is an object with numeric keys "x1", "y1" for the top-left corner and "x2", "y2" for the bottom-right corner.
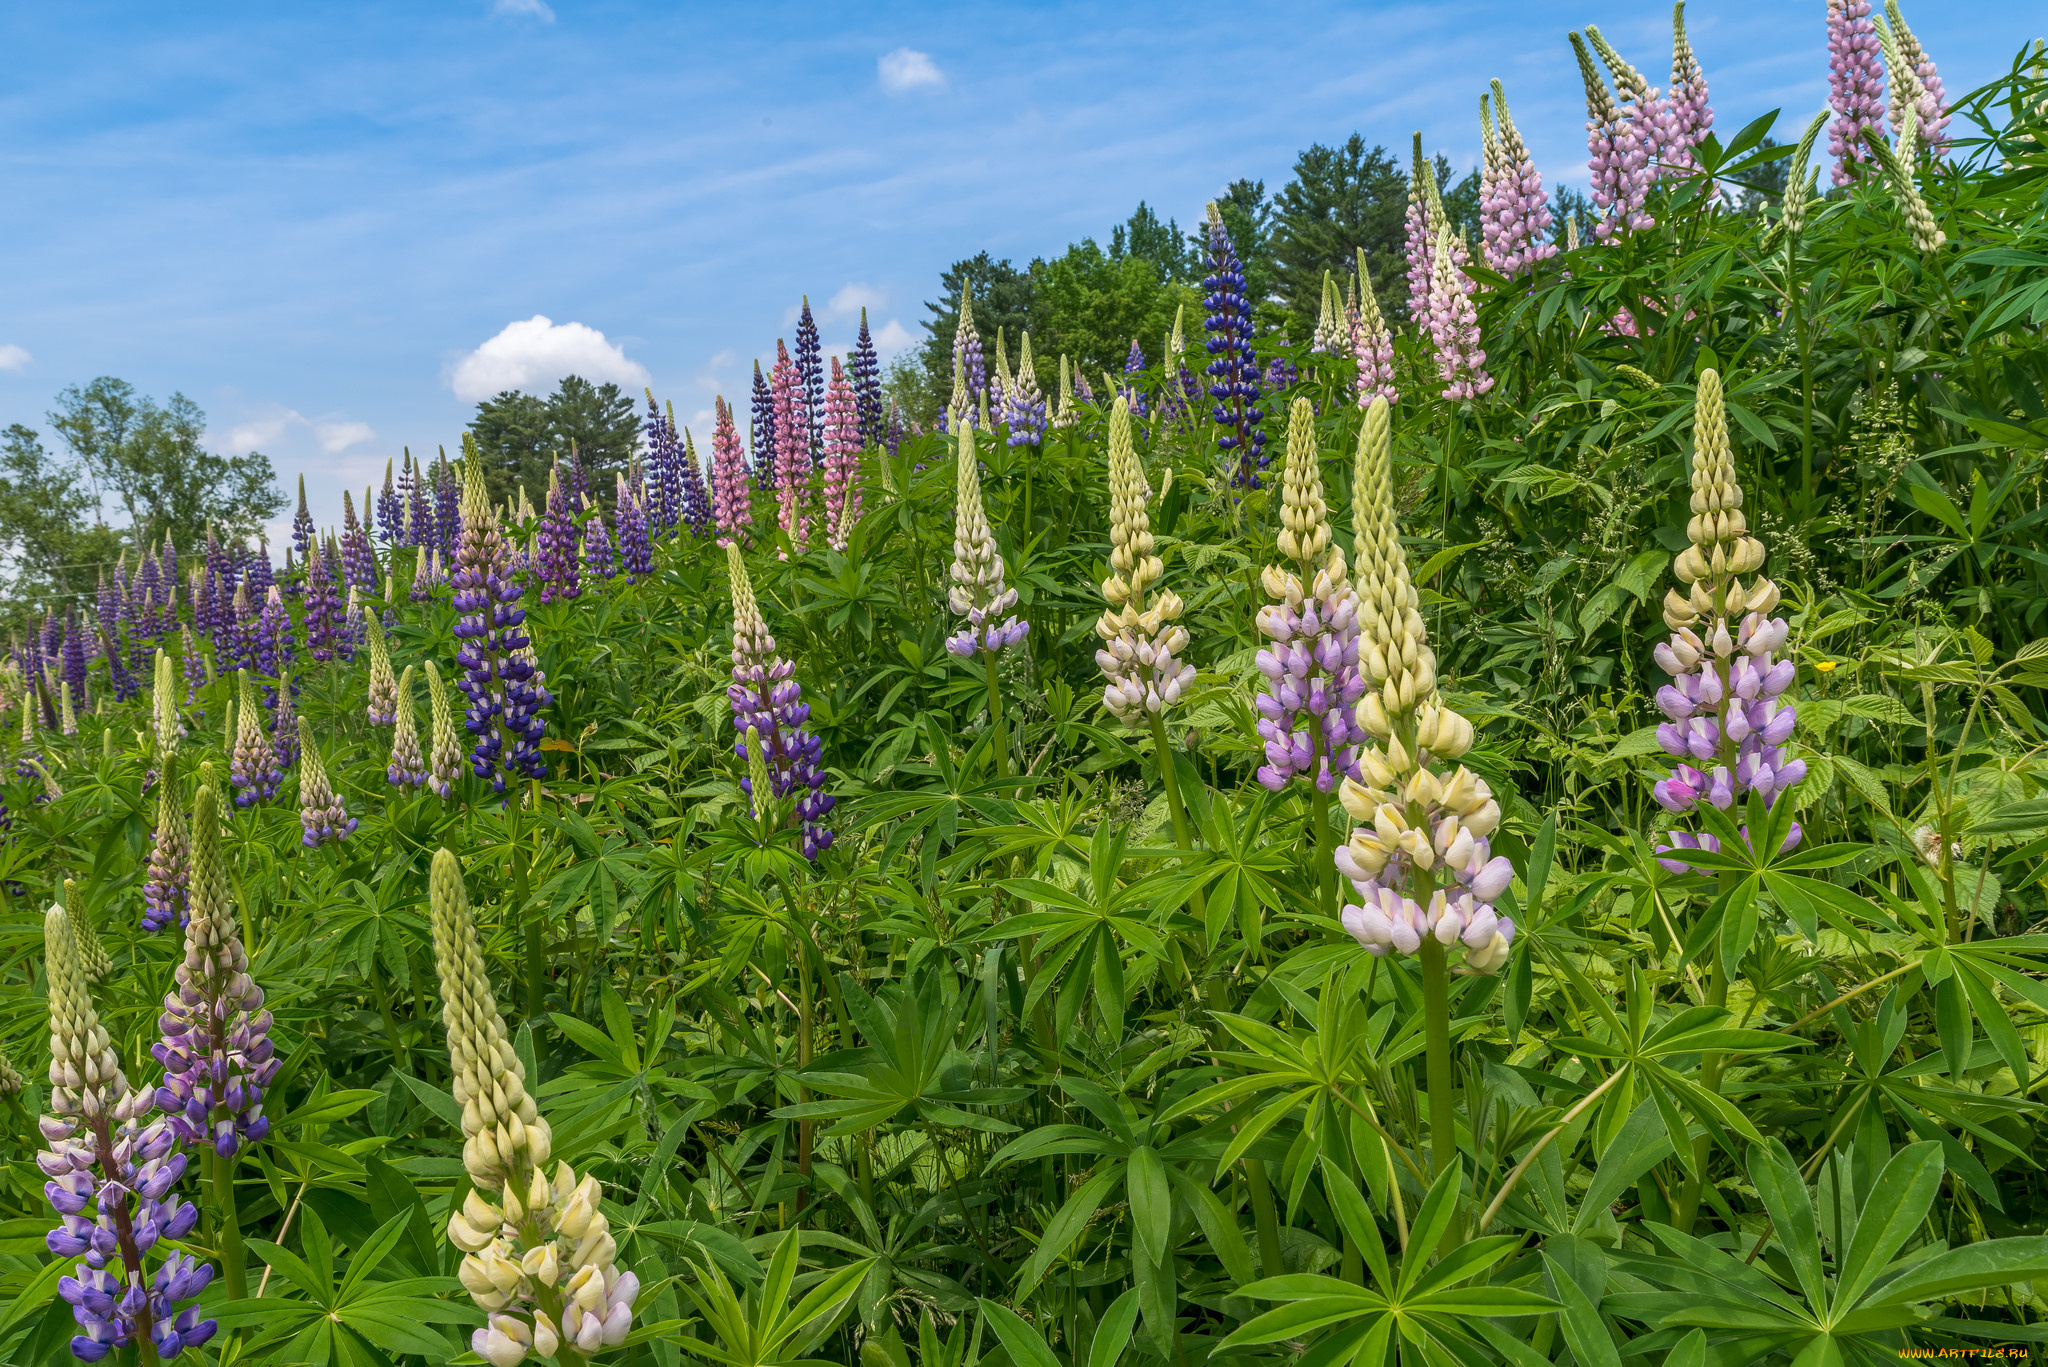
[
  {"x1": 991, "y1": 327, "x2": 1014, "y2": 413},
  {"x1": 40, "y1": 904, "x2": 215, "y2": 1363},
  {"x1": 641, "y1": 390, "x2": 682, "y2": 535},
  {"x1": 1426, "y1": 223, "x2": 1493, "y2": 401},
  {"x1": 796, "y1": 295, "x2": 825, "y2": 462},
  {"x1": 1827, "y1": 0, "x2": 1886, "y2": 186},
  {"x1": 583, "y1": 508, "x2": 616, "y2": 581},
  {"x1": 615, "y1": 475, "x2": 655, "y2": 581},
  {"x1": 141, "y1": 755, "x2": 190, "y2": 933},
  {"x1": 710, "y1": 396, "x2": 753, "y2": 547},
  {"x1": 725, "y1": 547, "x2": 835, "y2": 859},
  {"x1": 304, "y1": 540, "x2": 344, "y2": 663},
  {"x1": 1574, "y1": 32, "x2": 1655, "y2": 239},
  {"x1": 1072, "y1": 364, "x2": 1094, "y2": 402},
  {"x1": 289, "y1": 477, "x2": 316, "y2": 591},
  {"x1": 1651, "y1": 371, "x2": 1806, "y2": 872},
  {"x1": 151, "y1": 652, "x2": 183, "y2": 759},
  {"x1": 101, "y1": 626, "x2": 138, "y2": 704},
  {"x1": 340, "y1": 490, "x2": 380, "y2": 594},
  {"x1": 1264, "y1": 356, "x2": 1297, "y2": 393},
  {"x1": 428, "y1": 848, "x2": 639, "y2": 1364},
  {"x1": 1403, "y1": 135, "x2": 1437, "y2": 320},
  {"x1": 536, "y1": 464, "x2": 583, "y2": 605},
  {"x1": 453, "y1": 447, "x2": 551, "y2": 793},
  {"x1": 1351, "y1": 251, "x2": 1398, "y2": 409},
  {"x1": 179, "y1": 627, "x2": 206, "y2": 714},
  {"x1": 1867, "y1": 124, "x2": 1946, "y2": 252},
  {"x1": 1480, "y1": 83, "x2": 1558, "y2": 278},
  {"x1": 1312, "y1": 273, "x2": 1346, "y2": 354},
  {"x1": 1095, "y1": 397, "x2": 1195, "y2": 725},
  {"x1": 1004, "y1": 333, "x2": 1047, "y2": 447},
  {"x1": 749, "y1": 360, "x2": 777, "y2": 492},
  {"x1": 944, "y1": 423, "x2": 1029, "y2": 658},
  {"x1": 272, "y1": 675, "x2": 301, "y2": 770},
  {"x1": 852, "y1": 308, "x2": 886, "y2": 450},
  {"x1": 0, "y1": 1045, "x2": 21, "y2": 1098},
  {"x1": 364, "y1": 613, "x2": 399, "y2": 725},
  {"x1": 1885, "y1": 2, "x2": 1949, "y2": 156},
  {"x1": 154, "y1": 783, "x2": 277, "y2": 1157},
  {"x1": 68, "y1": 886, "x2": 114, "y2": 983},
  {"x1": 296, "y1": 718, "x2": 355, "y2": 848},
  {"x1": 677, "y1": 418, "x2": 711, "y2": 537},
  {"x1": 436, "y1": 453, "x2": 462, "y2": 555},
  {"x1": 229, "y1": 673, "x2": 282, "y2": 807},
  {"x1": 821, "y1": 358, "x2": 864, "y2": 552},
  {"x1": 1870, "y1": 17, "x2": 1948, "y2": 250},
  {"x1": 1253, "y1": 400, "x2": 1368, "y2": 793},
  {"x1": 62, "y1": 611, "x2": 88, "y2": 709},
  {"x1": 1662, "y1": 3, "x2": 1714, "y2": 173},
  {"x1": 385, "y1": 665, "x2": 429, "y2": 791},
  {"x1": 411, "y1": 546, "x2": 444, "y2": 602},
  {"x1": 1778, "y1": 110, "x2": 1831, "y2": 242},
  {"x1": 59, "y1": 679, "x2": 78, "y2": 737},
  {"x1": 1336, "y1": 397, "x2": 1516, "y2": 973},
  {"x1": 377, "y1": 459, "x2": 403, "y2": 544},
  {"x1": 425, "y1": 660, "x2": 466, "y2": 799},
  {"x1": 1051, "y1": 355, "x2": 1077, "y2": 431},
  {"x1": 253, "y1": 586, "x2": 294, "y2": 684},
  {"x1": 953, "y1": 295, "x2": 987, "y2": 426},
  {"x1": 771, "y1": 341, "x2": 813, "y2": 555},
  {"x1": 1203, "y1": 201, "x2": 1268, "y2": 488}
]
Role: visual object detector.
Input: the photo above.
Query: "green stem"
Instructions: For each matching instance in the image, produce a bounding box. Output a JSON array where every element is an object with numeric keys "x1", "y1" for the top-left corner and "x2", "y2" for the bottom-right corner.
[
  {"x1": 509, "y1": 790, "x2": 542, "y2": 1019},
  {"x1": 982, "y1": 651, "x2": 1009, "y2": 790},
  {"x1": 1146, "y1": 712, "x2": 1207, "y2": 931},
  {"x1": 1419, "y1": 938, "x2": 1456, "y2": 1178},
  {"x1": 216, "y1": 1149, "x2": 247, "y2": 1302},
  {"x1": 1245, "y1": 1158, "x2": 1285, "y2": 1282},
  {"x1": 1672, "y1": 869, "x2": 1736, "y2": 1234}
]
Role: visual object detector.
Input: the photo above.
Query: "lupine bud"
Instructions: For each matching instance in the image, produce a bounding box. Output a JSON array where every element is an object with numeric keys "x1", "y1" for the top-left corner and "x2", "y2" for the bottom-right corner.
[
  {"x1": 945, "y1": 422, "x2": 1029, "y2": 657},
  {"x1": 388, "y1": 666, "x2": 428, "y2": 790},
  {"x1": 726, "y1": 547, "x2": 834, "y2": 858},
  {"x1": 364, "y1": 613, "x2": 398, "y2": 726},
  {"x1": 141, "y1": 755, "x2": 190, "y2": 933},
  {"x1": 296, "y1": 718, "x2": 355, "y2": 848},
  {"x1": 424, "y1": 660, "x2": 465, "y2": 800},
  {"x1": 1095, "y1": 398, "x2": 1195, "y2": 727},
  {"x1": 229, "y1": 672, "x2": 282, "y2": 806}
]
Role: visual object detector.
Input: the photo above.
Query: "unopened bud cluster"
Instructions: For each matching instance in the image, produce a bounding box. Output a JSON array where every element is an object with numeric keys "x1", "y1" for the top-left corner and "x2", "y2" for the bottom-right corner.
[
  {"x1": 944, "y1": 424, "x2": 1029, "y2": 657},
  {"x1": 1095, "y1": 398, "x2": 1194, "y2": 723}
]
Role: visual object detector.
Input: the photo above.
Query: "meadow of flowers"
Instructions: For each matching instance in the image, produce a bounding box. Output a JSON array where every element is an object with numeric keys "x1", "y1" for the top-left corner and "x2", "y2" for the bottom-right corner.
[{"x1": 4, "y1": 5, "x2": 2048, "y2": 1364}]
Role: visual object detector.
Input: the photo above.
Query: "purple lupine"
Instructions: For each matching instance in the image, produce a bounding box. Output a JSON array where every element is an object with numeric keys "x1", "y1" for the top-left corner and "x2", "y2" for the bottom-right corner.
[
  {"x1": 179, "y1": 628, "x2": 206, "y2": 715},
  {"x1": 796, "y1": 295, "x2": 825, "y2": 463},
  {"x1": 340, "y1": 491, "x2": 379, "y2": 594},
  {"x1": 953, "y1": 299, "x2": 987, "y2": 428},
  {"x1": 61, "y1": 612, "x2": 89, "y2": 710},
  {"x1": 1352, "y1": 262, "x2": 1399, "y2": 410},
  {"x1": 295, "y1": 719, "x2": 355, "y2": 848},
  {"x1": 535, "y1": 464, "x2": 582, "y2": 605},
  {"x1": 154, "y1": 781, "x2": 278, "y2": 1155},
  {"x1": 852, "y1": 308, "x2": 885, "y2": 450},
  {"x1": 885, "y1": 400, "x2": 905, "y2": 461},
  {"x1": 102, "y1": 627, "x2": 139, "y2": 704},
  {"x1": 567, "y1": 446, "x2": 589, "y2": 515},
  {"x1": 303, "y1": 542, "x2": 343, "y2": 663},
  {"x1": 617, "y1": 473, "x2": 656, "y2": 581},
  {"x1": 141, "y1": 757, "x2": 190, "y2": 934},
  {"x1": 726, "y1": 545, "x2": 834, "y2": 860},
  {"x1": 678, "y1": 420, "x2": 711, "y2": 537},
  {"x1": 158, "y1": 534, "x2": 179, "y2": 608},
  {"x1": 395, "y1": 451, "x2": 420, "y2": 548},
  {"x1": 434, "y1": 452, "x2": 461, "y2": 556},
  {"x1": 40, "y1": 906, "x2": 214, "y2": 1364},
  {"x1": 231, "y1": 672, "x2": 283, "y2": 806},
  {"x1": 451, "y1": 446, "x2": 551, "y2": 793},
  {"x1": 1264, "y1": 356, "x2": 1298, "y2": 393},
  {"x1": 750, "y1": 360, "x2": 777, "y2": 493},
  {"x1": 1121, "y1": 339, "x2": 1151, "y2": 419},
  {"x1": 1003, "y1": 337, "x2": 1047, "y2": 448},
  {"x1": 1481, "y1": 84, "x2": 1558, "y2": 278},
  {"x1": 711, "y1": 397, "x2": 753, "y2": 547},
  {"x1": 289, "y1": 478, "x2": 315, "y2": 590},
  {"x1": 376, "y1": 460, "x2": 403, "y2": 544},
  {"x1": 643, "y1": 390, "x2": 682, "y2": 535},
  {"x1": 1662, "y1": 4, "x2": 1714, "y2": 174},
  {"x1": 1404, "y1": 136, "x2": 1436, "y2": 321},
  {"x1": 1203, "y1": 202, "x2": 1268, "y2": 489},
  {"x1": 243, "y1": 543, "x2": 274, "y2": 601},
  {"x1": 1827, "y1": 0, "x2": 1886, "y2": 186},
  {"x1": 253, "y1": 586, "x2": 294, "y2": 683},
  {"x1": 584, "y1": 507, "x2": 616, "y2": 581},
  {"x1": 944, "y1": 424, "x2": 1029, "y2": 659},
  {"x1": 1574, "y1": 32, "x2": 1655, "y2": 239},
  {"x1": 1887, "y1": 2, "x2": 1949, "y2": 156}
]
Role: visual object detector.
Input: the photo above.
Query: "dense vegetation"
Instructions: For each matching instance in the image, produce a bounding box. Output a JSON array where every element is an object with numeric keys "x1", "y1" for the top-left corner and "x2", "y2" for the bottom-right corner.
[{"x1": 6, "y1": 11, "x2": 2048, "y2": 1367}]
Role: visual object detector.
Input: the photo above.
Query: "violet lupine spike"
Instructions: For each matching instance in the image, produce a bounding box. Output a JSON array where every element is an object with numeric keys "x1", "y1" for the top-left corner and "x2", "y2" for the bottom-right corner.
[
  {"x1": 1255, "y1": 400, "x2": 1367, "y2": 793},
  {"x1": 253, "y1": 586, "x2": 293, "y2": 682},
  {"x1": 953, "y1": 294, "x2": 987, "y2": 427},
  {"x1": 296, "y1": 718, "x2": 356, "y2": 848},
  {"x1": 1885, "y1": 1, "x2": 1949, "y2": 156},
  {"x1": 1482, "y1": 83, "x2": 1558, "y2": 278},
  {"x1": 1403, "y1": 134, "x2": 1437, "y2": 321},
  {"x1": 340, "y1": 491, "x2": 379, "y2": 594},
  {"x1": 677, "y1": 415, "x2": 712, "y2": 537},
  {"x1": 725, "y1": 544, "x2": 834, "y2": 860},
  {"x1": 1426, "y1": 223, "x2": 1493, "y2": 401},
  {"x1": 41, "y1": 904, "x2": 216, "y2": 1364},
  {"x1": 852, "y1": 308, "x2": 885, "y2": 450},
  {"x1": 62, "y1": 611, "x2": 88, "y2": 709},
  {"x1": 1650, "y1": 370, "x2": 1806, "y2": 873},
  {"x1": 1827, "y1": 0, "x2": 1887, "y2": 186},
  {"x1": 616, "y1": 474, "x2": 655, "y2": 581},
  {"x1": 796, "y1": 295, "x2": 825, "y2": 463},
  {"x1": 179, "y1": 627, "x2": 206, "y2": 715},
  {"x1": 451, "y1": 442, "x2": 551, "y2": 794},
  {"x1": 229, "y1": 673, "x2": 280, "y2": 807},
  {"x1": 243, "y1": 542, "x2": 274, "y2": 599},
  {"x1": 944, "y1": 422, "x2": 1029, "y2": 659},
  {"x1": 821, "y1": 358, "x2": 864, "y2": 553},
  {"x1": 1662, "y1": 3, "x2": 1714, "y2": 173},
  {"x1": 771, "y1": 341, "x2": 813, "y2": 555},
  {"x1": 1004, "y1": 332, "x2": 1047, "y2": 448},
  {"x1": 583, "y1": 506, "x2": 616, "y2": 581},
  {"x1": 641, "y1": 389, "x2": 681, "y2": 535},
  {"x1": 376, "y1": 459, "x2": 403, "y2": 544},
  {"x1": 535, "y1": 464, "x2": 582, "y2": 605},
  {"x1": 155, "y1": 780, "x2": 278, "y2": 1157},
  {"x1": 434, "y1": 453, "x2": 461, "y2": 556},
  {"x1": 1203, "y1": 202, "x2": 1268, "y2": 489},
  {"x1": 303, "y1": 542, "x2": 344, "y2": 663},
  {"x1": 289, "y1": 477, "x2": 315, "y2": 592},
  {"x1": 750, "y1": 360, "x2": 777, "y2": 493},
  {"x1": 141, "y1": 756, "x2": 191, "y2": 934},
  {"x1": 102, "y1": 627, "x2": 139, "y2": 704},
  {"x1": 711, "y1": 396, "x2": 753, "y2": 547},
  {"x1": 1352, "y1": 249, "x2": 1398, "y2": 409}
]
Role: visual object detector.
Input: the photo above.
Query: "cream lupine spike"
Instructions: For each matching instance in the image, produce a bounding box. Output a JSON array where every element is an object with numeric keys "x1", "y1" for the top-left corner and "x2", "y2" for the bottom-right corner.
[
  {"x1": 424, "y1": 660, "x2": 466, "y2": 799},
  {"x1": 431, "y1": 849, "x2": 637, "y2": 1366},
  {"x1": 1166, "y1": 304, "x2": 1186, "y2": 376},
  {"x1": 153, "y1": 651, "x2": 181, "y2": 760},
  {"x1": 1312, "y1": 273, "x2": 1345, "y2": 354},
  {"x1": 993, "y1": 327, "x2": 1013, "y2": 403},
  {"x1": 1664, "y1": 370, "x2": 1776, "y2": 628},
  {"x1": 60, "y1": 680, "x2": 76, "y2": 737},
  {"x1": 45, "y1": 905, "x2": 137, "y2": 1120},
  {"x1": 1051, "y1": 355, "x2": 1075, "y2": 430},
  {"x1": 389, "y1": 665, "x2": 427, "y2": 789},
  {"x1": 364, "y1": 612, "x2": 398, "y2": 725},
  {"x1": 0, "y1": 1044, "x2": 20, "y2": 1098},
  {"x1": 68, "y1": 880, "x2": 113, "y2": 982},
  {"x1": 1868, "y1": 19, "x2": 1946, "y2": 252},
  {"x1": 1094, "y1": 396, "x2": 1194, "y2": 724}
]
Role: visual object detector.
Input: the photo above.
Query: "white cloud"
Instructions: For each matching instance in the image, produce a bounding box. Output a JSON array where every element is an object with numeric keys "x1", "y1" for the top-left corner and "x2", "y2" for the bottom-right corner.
[
  {"x1": 447, "y1": 315, "x2": 650, "y2": 403},
  {"x1": 218, "y1": 409, "x2": 377, "y2": 457},
  {"x1": 878, "y1": 48, "x2": 944, "y2": 95},
  {"x1": 825, "y1": 282, "x2": 884, "y2": 320},
  {"x1": 872, "y1": 319, "x2": 917, "y2": 359},
  {"x1": 0, "y1": 345, "x2": 31, "y2": 372},
  {"x1": 317, "y1": 420, "x2": 376, "y2": 454},
  {"x1": 492, "y1": 0, "x2": 555, "y2": 21}
]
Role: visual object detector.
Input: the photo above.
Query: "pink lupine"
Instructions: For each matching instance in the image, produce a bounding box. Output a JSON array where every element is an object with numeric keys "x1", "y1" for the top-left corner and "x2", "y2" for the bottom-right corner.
[
  {"x1": 1827, "y1": 0, "x2": 1886, "y2": 186},
  {"x1": 710, "y1": 396, "x2": 752, "y2": 547},
  {"x1": 1403, "y1": 133, "x2": 1436, "y2": 320},
  {"x1": 1351, "y1": 255, "x2": 1398, "y2": 410},
  {"x1": 1426, "y1": 224, "x2": 1492, "y2": 401},
  {"x1": 821, "y1": 357, "x2": 863, "y2": 552},
  {"x1": 770, "y1": 341, "x2": 811, "y2": 556},
  {"x1": 1481, "y1": 82, "x2": 1557, "y2": 278},
  {"x1": 1663, "y1": 2, "x2": 1714, "y2": 173},
  {"x1": 1573, "y1": 31, "x2": 1654, "y2": 240},
  {"x1": 1886, "y1": 2, "x2": 1949, "y2": 156}
]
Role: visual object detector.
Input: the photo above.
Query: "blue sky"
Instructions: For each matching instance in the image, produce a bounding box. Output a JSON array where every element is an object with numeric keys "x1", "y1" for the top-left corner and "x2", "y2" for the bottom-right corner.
[{"x1": 0, "y1": 0, "x2": 2030, "y2": 541}]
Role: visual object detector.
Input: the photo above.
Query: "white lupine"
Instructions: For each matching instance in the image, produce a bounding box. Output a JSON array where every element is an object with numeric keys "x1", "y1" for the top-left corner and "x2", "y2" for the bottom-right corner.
[{"x1": 1094, "y1": 397, "x2": 1196, "y2": 724}]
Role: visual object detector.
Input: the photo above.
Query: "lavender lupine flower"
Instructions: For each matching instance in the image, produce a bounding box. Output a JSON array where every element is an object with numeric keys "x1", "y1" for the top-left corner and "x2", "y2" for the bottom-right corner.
[
  {"x1": 253, "y1": 586, "x2": 294, "y2": 684},
  {"x1": 821, "y1": 358, "x2": 864, "y2": 553},
  {"x1": 452, "y1": 446, "x2": 551, "y2": 793},
  {"x1": 1651, "y1": 371, "x2": 1807, "y2": 873},
  {"x1": 749, "y1": 360, "x2": 777, "y2": 493},
  {"x1": 616, "y1": 475, "x2": 655, "y2": 582},
  {"x1": 303, "y1": 541, "x2": 344, "y2": 663},
  {"x1": 101, "y1": 628, "x2": 138, "y2": 704},
  {"x1": 1254, "y1": 400, "x2": 1368, "y2": 793},
  {"x1": 944, "y1": 423, "x2": 1028, "y2": 658},
  {"x1": 852, "y1": 308, "x2": 885, "y2": 450},
  {"x1": 296, "y1": 719, "x2": 355, "y2": 847},
  {"x1": 711, "y1": 396, "x2": 753, "y2": 547},
  {"x1": 771, "y1": 341, "x2": 813, "y2": 555},
  {"x1": 1119, "y1": 338, "x2": 1151, "y2": 419},
  {"x1": 1336, "y1": 398, "x2": 1515, "y2": 973},
  {"x1": 1480, "y1": 84, "x2": 1558, "y2": 278},
  {"x1": 796, "y1": 295, "x2": 825, "y2": 462},
  {"x1": 1426, "y1": 224, "x2": 1493, "y2": 401},
  {"x1": 953, "y1": 295, "x2": 987, "y2": 427},
  {"x1": 1885, "y1": 2, "x2": 1949, "y2": 156},
  {"x1": 1095, "y1": 397, "x2": 1196, "y2": 725},
  {"x1": 141, "y1": 756, "x2": 190, "y2": 934},
  {"x1": 1403, "y1": 135, "x2": 1437, "y2": 321},
  {"x1": 1827, "y1": 0, "x2": 1887, "y2": 186},
  {"x1": 535, "y1": 465, "x2": 582, "y2": 605},
  {"x1": 1264, "y1": 356, "x2": 1298, "y2": 393},
  {"x1": 388, "y1": 666, "x2": 429, "y2": 790},
  {"x1": 1351, "y1": 251, "x2": 1399, "y2": 410},
  {"x1": 991, "y1": 327, "x2": 1014, "y2": 414},
  {"x1": 677, "y1": 418, "x2": 711, "y2": 537},
  {"x1": 1004, "y1": 333, "x2": 1048, "y2": 447},
  {"x1": 725, "y1": 546, "x2": 834, "y2": 859},
  {"x1": 1203, "y1": 201, "x2": 1268, "y2": 488},
  {"x1": 435, "y1": 452, "x2": 461, "y2": 556},
  {"x1": 641, "y1": 390, "x2": 681, "y2": 535},
  {"x1": 340, "y1": 491, "x2": 379, "y2": 594},
  {"x1": 377, "y1": 459, "x2": 403, "y2": 544},
  {"x1": 410, "y1": 546, "x2": 441, "y2": 602},
  {"x1": 40, "y1": 904, "x2": 215, "y2": 1363},
  {"x1": 424, "y1": 661, "x2": 466, "y2": 799},
  {"x1": 886, "y1": 400, "x2": 905, "y2": 459},
  {"x1": 229, "y1": 673, "x2": 282, "y2": 806},
  {"x1": 583, "y1": 507, "x2": 616, "y2": 581},
  {"x1": 408, "y1": 454, "x2": 435, "y2": 549},
  {"x1": 179, "y1": 627, "x2": 206, "y2": 714},
  {"x1": 61, "y1": 611, "x2": 88, "y2": 709},
  {"x1": 1662, "y1": 3, "x2": 1714, "y2": 173},
  {"x1": 1574, "y1": 32, "x2": 1654, "y2": 239},
  {"x1": 154, "y1": 781, "x2": 277, "y2": 1157},
  {"x1": 289, "y1": 478, "x2": 315, "y2": 592}
]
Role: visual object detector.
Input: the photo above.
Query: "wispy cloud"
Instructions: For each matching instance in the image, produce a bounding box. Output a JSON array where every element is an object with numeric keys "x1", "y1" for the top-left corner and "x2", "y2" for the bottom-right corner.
[
  {"x1": 447, "y1": 316, "x2": 650, "y2": 403},
  {"x1": 871, "y1": 319, "x2": 918, "y2": 358},
  {"x1": 492, "y1": 0, "x2": 555, "y2": 22},
  {"x1": 878, "y1": 48, "x2": 944, "y2": 96},
  {"x1": 825, "y1": 283, "x2": 884, "y2": 320},
  {"x1": 0, "y1": 346, "x2": 31, "y2": 373},
  {"x1": 220, "y1": 408, "x2": 378, "y2": 457}
]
